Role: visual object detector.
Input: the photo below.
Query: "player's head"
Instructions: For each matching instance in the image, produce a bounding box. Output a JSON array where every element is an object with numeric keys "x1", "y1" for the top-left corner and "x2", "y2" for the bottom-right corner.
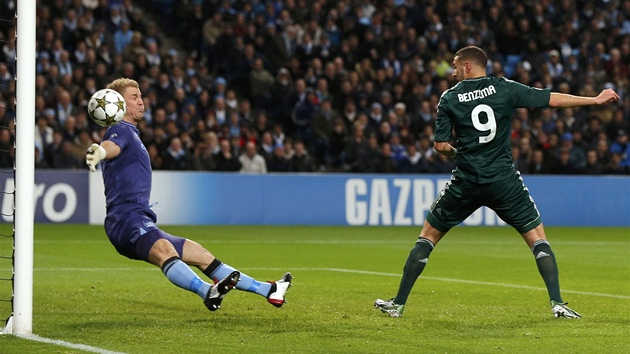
[
  {"x1": 452, "y1": 46, "x2": 488, "y2": 81},
  {"x1": 107, "y1": 78, "x2": 144, "y2": 124},
  {"x1": 107, "y1": 78, "x2": 139, "y2": 95}
]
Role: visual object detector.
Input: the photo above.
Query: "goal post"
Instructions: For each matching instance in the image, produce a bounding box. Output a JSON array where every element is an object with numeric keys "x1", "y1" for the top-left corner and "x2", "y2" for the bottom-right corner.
[{"x1": 1, "y1": 0, "x2": 37, "y2": 336}]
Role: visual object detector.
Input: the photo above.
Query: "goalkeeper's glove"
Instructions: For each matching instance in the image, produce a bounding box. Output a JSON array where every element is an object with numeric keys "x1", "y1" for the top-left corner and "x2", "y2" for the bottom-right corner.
[{"x1": 86, "y1": 143, "x2": 106, "y2": 172}]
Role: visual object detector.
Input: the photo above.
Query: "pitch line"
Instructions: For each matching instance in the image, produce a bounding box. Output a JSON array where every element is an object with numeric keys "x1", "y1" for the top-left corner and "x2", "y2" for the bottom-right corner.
[
  {"x1": 5, "y1": 267, "x2": 629, "y2": 299},
  {"x1": 247, "y1": 267, "x2": 630, "y2": 300},
  {"x1": 15, "y1": 334, "x2": 125, "y2": 354}
]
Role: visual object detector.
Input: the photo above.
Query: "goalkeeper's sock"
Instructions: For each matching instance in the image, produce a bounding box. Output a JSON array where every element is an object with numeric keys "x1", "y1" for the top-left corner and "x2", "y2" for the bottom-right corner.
[
  {"x1": 203, "y1": 258, "x2": 272, "y2": 297},
  {"x1": 532, "y1": 239, "x2": 563, "y2": 303},
  {"x1": 393, "y1": 237, "x2": 434, "y2": 305},
  {"x1": 162, "y1": 257, "x2": 210, "y2": 299}
]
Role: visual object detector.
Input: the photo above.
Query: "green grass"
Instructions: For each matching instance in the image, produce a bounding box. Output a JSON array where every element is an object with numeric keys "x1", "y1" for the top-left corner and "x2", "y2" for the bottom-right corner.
[{"x1": 0, "y1": 225, "x2": 629, "y2": 353}]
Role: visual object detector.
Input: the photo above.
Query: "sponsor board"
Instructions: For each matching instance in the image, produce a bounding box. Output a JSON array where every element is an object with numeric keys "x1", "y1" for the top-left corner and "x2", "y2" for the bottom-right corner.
[{"x1": 1, "y1": 171, "x2": 627, "y2": 226}]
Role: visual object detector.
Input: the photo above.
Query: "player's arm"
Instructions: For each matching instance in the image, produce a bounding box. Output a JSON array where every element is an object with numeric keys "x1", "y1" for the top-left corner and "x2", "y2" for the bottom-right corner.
[
  {"x1": 434, "y1": 96, "x2": 457, "y2": 158},
  {"x1": 434, "y1": 141, "x2": 457, "y2": 158},
  {"x1": 548, "y1": 88, "x2": 619, "y2": 108},
  {"x1": 85, "y1": 140, "x2": 121, "y2": 172}
]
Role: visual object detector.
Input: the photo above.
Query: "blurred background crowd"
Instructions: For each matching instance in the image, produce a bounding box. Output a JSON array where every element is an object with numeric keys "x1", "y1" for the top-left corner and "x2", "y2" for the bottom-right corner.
[{"x1": 0, "y1": 0, "x2": 628, "y2": 174}]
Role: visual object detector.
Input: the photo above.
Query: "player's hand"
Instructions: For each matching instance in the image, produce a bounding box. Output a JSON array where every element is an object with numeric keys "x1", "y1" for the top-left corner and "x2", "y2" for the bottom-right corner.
[
  {"x1": 596, "y1": 88, "x2": 619, "y2": 104},
  {"x1": 86, "y1": 143, "x2": 106, "y2": 172}
]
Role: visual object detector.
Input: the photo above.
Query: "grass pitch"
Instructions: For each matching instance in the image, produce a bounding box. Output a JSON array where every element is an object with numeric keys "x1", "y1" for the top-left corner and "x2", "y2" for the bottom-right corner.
[{"x1": 0, "y1": 225, "x2": 629, "y2": 353}]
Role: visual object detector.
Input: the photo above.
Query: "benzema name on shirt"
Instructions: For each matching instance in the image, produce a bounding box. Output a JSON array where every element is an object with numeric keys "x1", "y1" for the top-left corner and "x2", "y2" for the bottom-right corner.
[{"x1": 457, "y1": 85, "x2": 496, "y2": 103}]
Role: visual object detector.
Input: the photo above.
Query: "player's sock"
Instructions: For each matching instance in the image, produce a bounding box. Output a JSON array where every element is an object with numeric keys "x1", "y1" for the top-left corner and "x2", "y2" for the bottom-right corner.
[
  {"x1": 162, "y1": 256, "x2": 211, "y2": 299},
  {"x1": 203, "y1": 258, "x2": 272, "y2": 297},
  {"x1": 393, "y1": 237, "x2": 434, "y2": 305},
  {"x1": 532, "y1": 239, "x2": 563, "y2": 303}
]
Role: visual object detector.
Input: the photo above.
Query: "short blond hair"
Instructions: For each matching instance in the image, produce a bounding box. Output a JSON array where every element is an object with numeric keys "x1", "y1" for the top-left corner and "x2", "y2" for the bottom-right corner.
[{"x1": 106, "y1": 78, "x2": 139, "y2": 95}]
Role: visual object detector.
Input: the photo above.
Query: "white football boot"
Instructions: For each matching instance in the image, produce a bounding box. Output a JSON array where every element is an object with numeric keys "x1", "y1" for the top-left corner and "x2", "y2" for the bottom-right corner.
[{"x1": 267, "y1": 272, "x2": 293, "y2": 307}]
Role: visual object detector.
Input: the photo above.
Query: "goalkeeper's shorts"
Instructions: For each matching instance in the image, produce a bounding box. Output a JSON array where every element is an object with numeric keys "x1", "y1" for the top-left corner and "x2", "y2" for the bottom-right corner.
[{"x1": 105, "y1": 204, "x2": 185, "y2": 261}]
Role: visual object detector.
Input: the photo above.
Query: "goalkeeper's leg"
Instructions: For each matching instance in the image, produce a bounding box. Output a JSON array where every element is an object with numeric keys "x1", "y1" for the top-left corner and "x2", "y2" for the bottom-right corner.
[
  {"x1": 146, "y1": 238, "x2": 239, "y2": 312},
  {"x1": 202, "y1": 257, "x2": 273, "y2": 298},
  {"x1": 181, "y1": 240, "x2": 277, "y2": 299},
  {"x1": 178, "y1": 238, "x2": 294, "y2": 307}
]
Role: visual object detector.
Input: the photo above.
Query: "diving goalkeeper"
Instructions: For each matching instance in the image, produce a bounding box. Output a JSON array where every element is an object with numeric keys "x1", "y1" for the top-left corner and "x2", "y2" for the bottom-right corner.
[{"x1": 86, "y1": 78, "x2": 292, "y2": 312}]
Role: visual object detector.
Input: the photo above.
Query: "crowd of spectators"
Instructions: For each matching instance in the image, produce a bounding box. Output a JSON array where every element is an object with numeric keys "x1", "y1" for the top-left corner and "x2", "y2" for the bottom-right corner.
[{"x1": 0, "y1": 0, "x2": 629, "y2": 175}]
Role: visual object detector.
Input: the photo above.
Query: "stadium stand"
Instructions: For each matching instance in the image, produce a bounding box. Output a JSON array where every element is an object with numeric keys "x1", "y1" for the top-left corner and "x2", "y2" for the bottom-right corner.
[{"x1": 0, "y1": 0, "x2": 628, "y2": 174}]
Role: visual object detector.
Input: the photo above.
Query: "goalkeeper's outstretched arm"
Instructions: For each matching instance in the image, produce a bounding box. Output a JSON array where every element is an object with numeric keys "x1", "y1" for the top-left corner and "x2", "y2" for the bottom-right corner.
[{"x1": 85, "y1": 141, "x2": 121, "y2": 172}]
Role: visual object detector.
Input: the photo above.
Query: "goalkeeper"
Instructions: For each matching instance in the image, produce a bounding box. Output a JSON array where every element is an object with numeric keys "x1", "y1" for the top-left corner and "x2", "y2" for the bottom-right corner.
[
  {"x1": 86, "y1": 78, "x2": 291, "y2": 312},
  {"x1": 375, "y1": 46, "x2": 619, "y2": 319}
]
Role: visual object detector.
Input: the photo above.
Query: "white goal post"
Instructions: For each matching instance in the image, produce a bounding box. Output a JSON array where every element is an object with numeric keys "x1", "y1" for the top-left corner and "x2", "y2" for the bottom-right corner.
[{"x1": 1, "y1": 0, "x2": 36, "y2": 336}]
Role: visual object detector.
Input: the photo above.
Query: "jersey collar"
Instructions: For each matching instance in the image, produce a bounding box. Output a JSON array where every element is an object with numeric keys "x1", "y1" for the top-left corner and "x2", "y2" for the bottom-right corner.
[{"x1": 120, "y1": 120, "x2": 140, "y2": 133}]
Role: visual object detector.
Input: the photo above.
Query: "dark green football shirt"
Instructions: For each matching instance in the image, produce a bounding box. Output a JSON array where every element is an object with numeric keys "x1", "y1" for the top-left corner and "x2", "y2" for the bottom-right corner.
[{"x1": 435, "y1": 77, "x2": 550, "y2": 183}]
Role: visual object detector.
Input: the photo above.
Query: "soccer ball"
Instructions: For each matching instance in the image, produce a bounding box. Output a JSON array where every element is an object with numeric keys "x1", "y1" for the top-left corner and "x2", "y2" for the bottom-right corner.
[{"x1": 87, "y1": 88, "x2": 126, "y2": 127}]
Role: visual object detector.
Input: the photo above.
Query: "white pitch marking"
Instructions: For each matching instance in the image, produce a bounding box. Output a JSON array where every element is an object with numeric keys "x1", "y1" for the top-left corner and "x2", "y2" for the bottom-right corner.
[
  {"x1": 1, "y1": 267, "x2": 627, "y2": 299},
  {"x1": 15, "y1": 333, "x2": 126, "y2": 354},
  {"x1": 246, "y1": 267, "x2": 630, "y2": 299}
]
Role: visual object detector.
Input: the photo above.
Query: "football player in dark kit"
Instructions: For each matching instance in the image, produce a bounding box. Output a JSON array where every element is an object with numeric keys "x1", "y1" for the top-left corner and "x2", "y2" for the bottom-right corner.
[
  {"x1": 375, "y1": 46, "x2": 619, "y2": 318},
  {"x1": 86, "y1": 78, "x2": 292, "y2": 312}
]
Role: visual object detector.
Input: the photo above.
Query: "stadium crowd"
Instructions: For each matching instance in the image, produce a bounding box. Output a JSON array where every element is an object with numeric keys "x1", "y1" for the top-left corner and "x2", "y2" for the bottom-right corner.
[{"x1": 0, "y1": 0, "x2": 629, "y2": 174}]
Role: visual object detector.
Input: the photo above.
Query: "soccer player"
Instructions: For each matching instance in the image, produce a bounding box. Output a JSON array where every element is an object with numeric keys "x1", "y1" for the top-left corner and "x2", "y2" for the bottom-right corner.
[
  {"x1": 375, "y1": 46, "x2": 619, "y2": 318},
  {"x1": 86, "y1": 78, "x2": 292, "y2": 312}
]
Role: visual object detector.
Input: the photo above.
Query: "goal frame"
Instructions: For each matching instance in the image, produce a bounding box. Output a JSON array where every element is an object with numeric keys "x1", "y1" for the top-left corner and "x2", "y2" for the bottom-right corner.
[{"x1": 1, "y1": 0, "x2": 36, "y2": 336}]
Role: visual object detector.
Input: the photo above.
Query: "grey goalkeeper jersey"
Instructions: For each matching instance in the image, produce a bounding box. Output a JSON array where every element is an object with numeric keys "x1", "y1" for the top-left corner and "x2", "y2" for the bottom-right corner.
[{"x1": 435, "y1": 76, "x2": 550, "y2": 183}]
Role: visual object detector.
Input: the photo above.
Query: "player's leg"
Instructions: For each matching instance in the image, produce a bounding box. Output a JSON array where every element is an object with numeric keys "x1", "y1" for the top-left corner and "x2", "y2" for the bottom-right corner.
[
  {"x1": 492, "y1": 171, "x2": 580, "y2": 318},
  {"x1": 402, "y1": 176, "x2": 478, "y2": 301},
  {"x1": 105, "y1": 209, "x2": 238, "y2": 311},
  {"x1": 376, "y1": 176, "x2": 478, "y2": 317},
  {"x1": 521, "y1": 225, "x2": 562, "y2": 302},
  {"x1": 140, "y1": 231, "x2": 239, "y2": 311},
  {"x1": 393, "y1": 222, "x2": 445, "y2": 306},
  {"x1": 374, "y1": 223, "x2": 442, "y2": 317},
  {"x1": 522, "y1": 226, "x2": 581, "y2": 318},
  {"x1": 181, "y1": 239, "x2": 292, "y2": 307}
]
